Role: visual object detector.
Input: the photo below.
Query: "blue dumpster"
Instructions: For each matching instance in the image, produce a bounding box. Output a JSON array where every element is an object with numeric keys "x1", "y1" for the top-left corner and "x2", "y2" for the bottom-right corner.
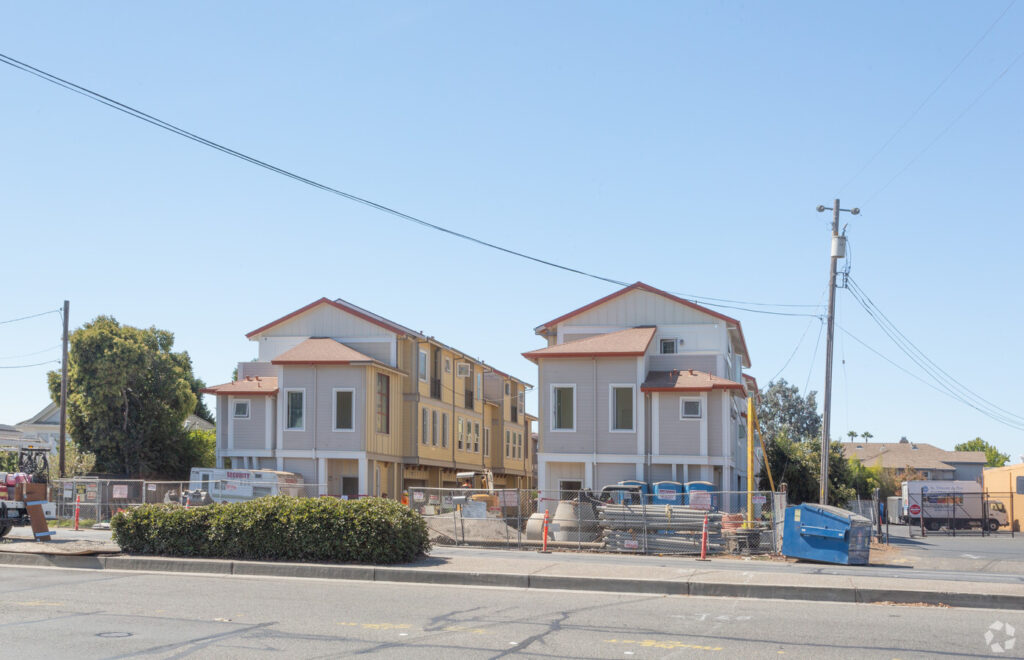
[
  {"x1": 782, "y1": 503, "x2": 871, "y2": 565},
  {"x1": 684, "y1": 481, "x2": 715, "y2": 508},
  {"x1": 652, "y1": 481, "x2": 683, "y2": 504}
]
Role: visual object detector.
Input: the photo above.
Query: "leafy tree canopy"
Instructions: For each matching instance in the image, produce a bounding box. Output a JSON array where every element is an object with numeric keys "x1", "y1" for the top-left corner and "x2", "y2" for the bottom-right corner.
[
  {"x1": 47, "y1": 316, "x2": 198, "y2": 478},
  {"x1": 757, "y1": 378, "x2": 822, "y2": 443},
  {"x1": 954, "y1": 437, "x2": 1009, "y2": 468}
]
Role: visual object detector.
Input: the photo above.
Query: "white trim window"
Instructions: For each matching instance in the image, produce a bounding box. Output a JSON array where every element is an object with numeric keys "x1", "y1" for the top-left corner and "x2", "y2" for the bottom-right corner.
[
  {"x1": 609, "y1": 384, "x2": 635, "y2": 432},
  {"x1": 457, "y1": 417, "x2": 464, "y2": 450},
  {"x1": 232, "y1": 400, "x2": 250, "y2": 419},
  {"x1": 285, "y1": 389, "x2": 305, "y2": 431},
  {"x1": 551, "y1": 384, "x2": 576, "y2": 431},
  {"x1": 419, "y1": 350, "x2": 428, "y2": 382},
  {"x1": 681, "y1": 398, "x2": 702, "y2": 419},
  {"x1": 473, "y1": 422, "x2": 480, "y2": 453},
  {"x1": 660, "y1": 338, "x2": 678, "y2": 354},
  {"x1": 333, "y1": 388, "x2": 354, "y2": 432}
]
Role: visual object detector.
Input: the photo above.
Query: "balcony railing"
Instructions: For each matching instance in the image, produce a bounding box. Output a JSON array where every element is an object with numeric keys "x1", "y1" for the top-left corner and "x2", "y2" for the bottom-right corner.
[
  {"x1": 430, "y1": 379, "x2": 442, "y2": 399},
  {"x1": 464, "y1": 390, "x2": 474, "y2": 409}
]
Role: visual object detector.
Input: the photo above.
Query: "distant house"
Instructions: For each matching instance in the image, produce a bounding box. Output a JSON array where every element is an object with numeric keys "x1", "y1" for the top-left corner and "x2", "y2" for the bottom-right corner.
[
  {"x1": 840, "y1": 440, "x2": 987, "y2": 482},
  {"x1": 185, "y1": 414, "x2": 216, "y2": 432},
  {"x1": 15, "y1": 402, "x2": 64, "y2": 446}
]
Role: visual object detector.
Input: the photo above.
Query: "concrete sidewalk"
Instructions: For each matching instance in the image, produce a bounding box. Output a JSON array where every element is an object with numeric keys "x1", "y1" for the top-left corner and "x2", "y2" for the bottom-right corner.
[{"x1": 2, "y1": 533, "x2": 1022, "y2": 610}]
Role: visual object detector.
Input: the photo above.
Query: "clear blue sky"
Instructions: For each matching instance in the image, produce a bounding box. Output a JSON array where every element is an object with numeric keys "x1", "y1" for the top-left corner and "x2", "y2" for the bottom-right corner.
[{"x1": 2, "y1": 2, "x2": 1022, "y2": 458}]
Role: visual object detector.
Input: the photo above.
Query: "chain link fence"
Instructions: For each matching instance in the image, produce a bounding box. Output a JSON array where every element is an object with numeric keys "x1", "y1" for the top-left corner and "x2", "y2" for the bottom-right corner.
[{"x1": 407, "y1": 487, "x2": 783, "y2": 556}]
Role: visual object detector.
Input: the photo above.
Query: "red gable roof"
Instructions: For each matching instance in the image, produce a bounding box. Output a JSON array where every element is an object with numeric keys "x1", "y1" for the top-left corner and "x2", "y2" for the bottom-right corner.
[
  {"x1": 245, "y1": 298, "x2": 410, "y2": 339},
  {"x1": 534, "y1": 282, "x2": 750, "y2": 367},
  {"x1": 201, "y1": 376, "x2": 278, "y2": 396},
  {"x1": 522, "y1": 327, "x2": 656, "y2": 362},
  {"x1": 271, "y1": 338, "x2": 376, "y2": 365},
  {"x1": 641, "y1": 370, "x2": 745, "y2": 393}
]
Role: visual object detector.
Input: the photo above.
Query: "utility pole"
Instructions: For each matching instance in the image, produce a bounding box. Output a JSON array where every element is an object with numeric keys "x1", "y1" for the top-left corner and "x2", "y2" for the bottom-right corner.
[
  {"x1": 816, "y1": 200, "x2": 858, "y2": 505},
  {"x1": 59, "y1": 300, "x2": 69, "y2": 479}
]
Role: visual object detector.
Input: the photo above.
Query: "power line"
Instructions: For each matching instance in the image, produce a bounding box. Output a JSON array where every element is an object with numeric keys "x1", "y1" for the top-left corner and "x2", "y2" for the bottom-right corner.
[
  {"x1": 0, "y1": 359, "x2": 60, "y2": 370},
  {"x1": 0, "y1": 309, "x2": 60, "y2": 325},
  {"x1": 863, "y1": 43, "x2": 1024, "y2": 206},
  {"x1": 0, "y1": 344, "x2": 61, "y2": 360},
  {"x1": 836, "y1": 0, "x2": 1018, "y2": 197},
  {"x1": 844, "y1": 279, "x2": 1024, "y2": 430},
  {"x1": 0, "y1": 52, "x2": 824, "y2": 320},
  {"x1": 803, "y1": 317, "x2": 825, "y2": 394}
]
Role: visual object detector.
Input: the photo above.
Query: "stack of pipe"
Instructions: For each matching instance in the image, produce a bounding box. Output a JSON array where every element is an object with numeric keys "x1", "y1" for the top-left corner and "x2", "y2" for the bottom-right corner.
[{"x1": 597, "y1": 503, "x2": 725, "y2": 554}]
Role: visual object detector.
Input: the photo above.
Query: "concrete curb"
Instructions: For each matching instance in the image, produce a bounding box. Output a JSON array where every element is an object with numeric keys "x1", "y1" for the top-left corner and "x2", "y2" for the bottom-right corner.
[{"x1": 0, "y1": 552, "x2": 1019, "y2": 610}]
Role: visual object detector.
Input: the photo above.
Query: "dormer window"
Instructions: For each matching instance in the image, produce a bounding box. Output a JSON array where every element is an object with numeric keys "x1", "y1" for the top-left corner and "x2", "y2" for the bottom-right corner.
[{"x1": 660, "y1": 339, "x2": 678, "y2": 354}]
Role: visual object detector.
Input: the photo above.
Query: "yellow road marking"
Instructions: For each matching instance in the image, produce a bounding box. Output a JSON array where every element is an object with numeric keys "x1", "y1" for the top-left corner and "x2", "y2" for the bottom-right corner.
[
  {"x1": 9, "y1": 601, "x2": 63, "y2": 607},
  {"x1": 605, "y1": 639, "x2": 722, "y2": 651}
]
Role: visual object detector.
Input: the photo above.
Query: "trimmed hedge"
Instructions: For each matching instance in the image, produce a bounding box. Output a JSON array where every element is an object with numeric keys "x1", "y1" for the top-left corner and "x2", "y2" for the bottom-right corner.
[{"x1": 111, "y1": 496, "x2": 430, "y2": 564}]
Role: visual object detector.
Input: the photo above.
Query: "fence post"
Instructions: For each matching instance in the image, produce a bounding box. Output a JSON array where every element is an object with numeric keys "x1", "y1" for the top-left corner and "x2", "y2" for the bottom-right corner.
[
  {"x1": 517, "y1": 489, "x2": 522, "y2": 549},
  {"x1": 577, "y1": 491, "x2": 582, "y2": 552}
]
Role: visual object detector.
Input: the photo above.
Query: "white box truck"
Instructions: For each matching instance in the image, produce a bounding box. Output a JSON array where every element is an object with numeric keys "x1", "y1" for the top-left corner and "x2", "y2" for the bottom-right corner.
[
  {"x1": 187, "y1": 468, "x2": 305, "y2": 503},
  {"x1": 901, "y1": 480, "x2": 1008, "y2": 531}
]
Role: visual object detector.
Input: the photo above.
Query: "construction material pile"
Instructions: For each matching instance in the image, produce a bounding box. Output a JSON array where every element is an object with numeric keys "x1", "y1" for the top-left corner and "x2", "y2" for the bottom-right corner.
[
  {"x1": 422, "y1": 513, "x2": 521, "y2": 545},
  {"x1": 597, "y1": 503, "x2": 725, "y2": 554}
]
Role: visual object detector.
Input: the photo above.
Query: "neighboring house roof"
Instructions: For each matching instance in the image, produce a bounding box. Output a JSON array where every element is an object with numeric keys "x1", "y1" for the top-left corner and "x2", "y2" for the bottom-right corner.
[
  {"x1": 184, "y1": 414, "x2": 215, "y2": 432},
  {"x1": 522, "y1": 327, "x2": 657, "y2": 361},
  {"x1": 641, "y1": 369, "x2": 745, "y2": 393},
  {"x1": 16, "y1": 401, "x2": 60, "y2": 427},
  {"x1": 840, "y1": 441, "x2": 987, "y2": 472},
  {"x1": 533, "y1": 282, "x2": 751, "y2": 367},
  {"x1": 270, "y1": 337, "x2": 378, "y2": 365},
  {"x1": 201, "y1": 376, "x2": 279, "y2": 396}
]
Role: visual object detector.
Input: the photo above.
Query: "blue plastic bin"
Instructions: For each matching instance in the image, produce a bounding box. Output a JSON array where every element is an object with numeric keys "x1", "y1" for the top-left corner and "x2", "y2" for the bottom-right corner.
[
  {"x1": 652, "y1": 481, "x2": 683, "y2": 504},
  {"x1": 781, "y1": 503, "x2": 871, "y2": 565}
]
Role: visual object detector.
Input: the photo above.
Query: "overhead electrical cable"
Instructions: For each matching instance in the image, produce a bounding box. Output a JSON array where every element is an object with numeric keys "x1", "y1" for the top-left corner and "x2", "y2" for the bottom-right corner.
[
  {"x1": 0, "y1": 52, "x2": 822, "y2": 319},
  {"x1": 863, "y1": 43, "x2": 1024, "y2": 206},
  {"x1": 0, "y1": 309, "x2": 60, "y2": 325},
  {"x1": 836, "y1": 0, "x2": 1018, "y2": 197},
  {"x1": 0, "y1": 360, "x2": 61, "y2": 370},
  {"x1": 0, "y1": 345, "x2": 61, "y2": 360}
]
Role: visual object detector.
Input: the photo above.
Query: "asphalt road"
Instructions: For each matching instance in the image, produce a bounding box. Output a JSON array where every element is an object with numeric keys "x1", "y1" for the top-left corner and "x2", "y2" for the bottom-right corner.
[{"x1": 1, "y1": 565, "x2": 1021, "y2": 659}]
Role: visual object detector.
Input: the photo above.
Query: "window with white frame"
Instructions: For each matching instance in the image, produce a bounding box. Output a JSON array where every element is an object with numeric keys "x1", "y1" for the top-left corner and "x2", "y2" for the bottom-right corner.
[
  {"x1": 457, "y1": 417, "x2": 464, "y2": 450},
  {"x1": 232, "y1": 400, "x2": 250, "y2": 419},
  {"x1": 660, "y1": 338, "x2": 677, "y2": 354},
  {"x1": 333, "y1": 389, "x2": 354, "y2": 431},
  {"x1": 681, "y1": 398, "x2": 702, "y2": 419},
  {"x1": 551, "y1": 385, "x2": 575, "y2": 431},
  {"x1": 473, "y1": 422, "x2": 480, "y2": 452},
  {"x1": 610, "y1": 385, "x2": 634, "y2": 432},
  {"x1": 419, "y1": 350, "x2": 428, "y2": 382},
  {"x1": 286, "y1": 390, "x2": 304, "y2": 430}
]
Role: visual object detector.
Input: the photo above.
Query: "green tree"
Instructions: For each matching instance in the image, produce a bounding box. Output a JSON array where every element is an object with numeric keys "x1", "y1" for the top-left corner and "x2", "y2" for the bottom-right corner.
[
  {"x1": 847, "y1": 431, "x2": 858, "y2": 441},
  {"x1": 47, "y1": 316, "x2": 198, "y2": 478},
  {"x1": 181, "y1": 429, "x2": 216, "y2": 470},
  {"x1": 47, "y1": 440, "x2": 96, "y2": 482},
  {"x1": 758, "y1": 379, "x2": 821, "y2": 443},
  {"x1": 954, "y1": 437, "x2": 1009, "y2": 468},
  {"x1": 861, "y1": 431, "x2": 873, "y2": 442},
  {"x1": 186, "y1": 370, "x2": 214, "y2": 424},
  {"x1": 757, "y1": 431, "x2": 854, "y2": 506}
]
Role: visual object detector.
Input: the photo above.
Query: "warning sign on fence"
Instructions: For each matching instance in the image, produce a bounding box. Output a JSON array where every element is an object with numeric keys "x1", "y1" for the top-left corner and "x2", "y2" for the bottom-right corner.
[{"x1": 112, "y1": 485, "x2": 128, "y2": 499}]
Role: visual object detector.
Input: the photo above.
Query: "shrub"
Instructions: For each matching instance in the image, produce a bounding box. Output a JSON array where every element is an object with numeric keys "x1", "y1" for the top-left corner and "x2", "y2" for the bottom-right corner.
[{"x1": 111, "y1": 496, "x2": 430, "y2": 564}]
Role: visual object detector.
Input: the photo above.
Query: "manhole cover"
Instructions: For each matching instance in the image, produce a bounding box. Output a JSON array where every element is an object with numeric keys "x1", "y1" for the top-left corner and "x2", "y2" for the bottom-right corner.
[{"x1": 96, "y1": 632, "x2": 133, "y2": 638}]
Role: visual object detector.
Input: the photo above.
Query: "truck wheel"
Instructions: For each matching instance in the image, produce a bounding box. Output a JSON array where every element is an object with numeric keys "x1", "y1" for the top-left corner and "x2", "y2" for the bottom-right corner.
[
  {"x1": 0, "y1": 525, "x2": 11, "y2": 538},
  {"x1": 987, "y1": 519, "x2": 1000, "y2": 532},
  {"x1": 925, "y1": 520, "x2": 941, "y2": 531}
]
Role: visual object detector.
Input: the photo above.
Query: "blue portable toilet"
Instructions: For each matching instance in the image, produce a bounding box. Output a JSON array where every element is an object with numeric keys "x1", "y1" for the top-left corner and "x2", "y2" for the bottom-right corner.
[
  {"x1": 652, "y1": 481, "x2": 683, "y2": 504},
  {"x1": 618, "y1": 480, "x2": 649, "y2": 497},
  {"x1": 781, "y1": 503, "x2": 871, "y2": 565},
  {"x1": 684, "y1": 481, "x2": 715, "y2": 508}
]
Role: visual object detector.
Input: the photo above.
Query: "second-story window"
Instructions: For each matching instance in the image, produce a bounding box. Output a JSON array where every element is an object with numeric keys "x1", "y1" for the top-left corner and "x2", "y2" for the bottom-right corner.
[
  {"x1": 375, "y1": 373, "x2": 390, "y2": 434},
  {"x1": 681, "y1": 399, "x2": 702, "y2": 419},
  {"x1": 421, "y1": 409, "x2": 428, "y2": 445},
  {"x1": 457, "y1": 417, "x2": 464, "y2": 450},
  {"x1": 334, "y1": 389, "x2": 354, "y2": 431},
  {"x1": 473, "y1": 423, "x2": 480, "y2": 452},
  {"x1": 552, "y1": 385, "x2": 575, "y2": 431},
  {"x1": 505, "y1": 430, "x2": 511, "y2": 457},
  {"x1": 286, "y1": 390, "x2": 304, "y2": 430},
  {"x1": 441, "y1": 413, "x2": 449, "y2": 448},
  {"x1": 611, "y1": 385, "x2": 634, "y2": 432},
  {"x1": 483, "y1": 428, "x2": 490, "y2": 456},
  {"x1": 432, "y1": 410, "x2": 438, "y2": 446},
  {"x1": 419, "y1": 350, "x2": 428, "y2": 382},
  {"x1": 660, "y1": 338, "x2": 677, "y2": 354},
  {"x1": 232, "y1": 400, "x2": 250, "y2": 419}
]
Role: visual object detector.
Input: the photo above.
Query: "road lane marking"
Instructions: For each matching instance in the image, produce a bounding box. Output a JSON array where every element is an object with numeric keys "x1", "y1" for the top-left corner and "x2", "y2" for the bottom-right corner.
[
  {"x1": 337, "y1": 622, "x2": 411, "y2": 630},
  {"x1": 606, "y1": 639, "x2": 722, "y2": 651}
]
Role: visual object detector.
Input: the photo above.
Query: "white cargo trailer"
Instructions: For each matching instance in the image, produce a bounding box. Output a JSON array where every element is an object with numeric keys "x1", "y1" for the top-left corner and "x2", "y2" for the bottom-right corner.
[{"x1": 900, "y1": 480, "x2": 1008, "y2": 531}]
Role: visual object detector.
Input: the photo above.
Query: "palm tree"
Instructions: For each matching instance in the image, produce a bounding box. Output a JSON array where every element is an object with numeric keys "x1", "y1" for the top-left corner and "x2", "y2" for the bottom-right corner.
[
  {"x1": 847, "y1": 431, "x2": 858, "y2": 441},
  {"x1": 861, "y1": 431, "x2": 873, "y2": 442}
]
